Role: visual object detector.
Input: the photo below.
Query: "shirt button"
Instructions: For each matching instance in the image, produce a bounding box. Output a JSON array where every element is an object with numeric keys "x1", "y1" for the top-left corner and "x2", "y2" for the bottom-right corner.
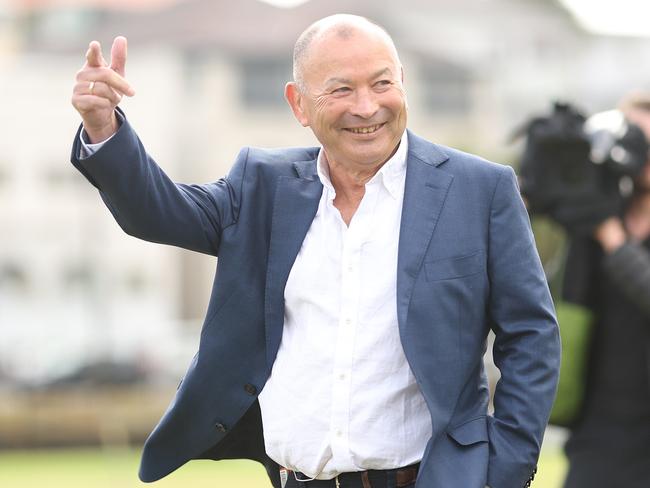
[
  {"x1": 244, "y1": 383, "x2": 257, "y2": 395},
  {"x1": 339, "y1": 373, "x2": 346, "y2": 380},
  {"x1": 336, "y1": 430, "x2": 343, "y2": 437},
  {"x1": 345, "y1": 318, "x2": 352, "y2": 325},
  {"x1": 215, "y1": 422, "x2": 228, "y2": 433}
]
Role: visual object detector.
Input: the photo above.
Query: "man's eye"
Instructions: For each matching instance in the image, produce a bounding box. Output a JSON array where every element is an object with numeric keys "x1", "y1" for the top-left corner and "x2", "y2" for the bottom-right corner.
[
  {"x1": 375, "y1": 80, "x2": 392, "y2": 87},
  {"x1": 332, "y1": 87, "x2": 351, "y2": 94}
]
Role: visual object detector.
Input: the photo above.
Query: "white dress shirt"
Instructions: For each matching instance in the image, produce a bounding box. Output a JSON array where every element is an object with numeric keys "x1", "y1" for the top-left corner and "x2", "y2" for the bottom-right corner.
[{"x1": 258, "y1": 132, "x2": 431, "y2": 480}]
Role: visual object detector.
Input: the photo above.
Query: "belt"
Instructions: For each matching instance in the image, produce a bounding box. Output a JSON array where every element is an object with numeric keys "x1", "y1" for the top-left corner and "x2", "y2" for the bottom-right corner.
[{"x1": 280, "y1": 463, "x2": 419, "y2": 488}]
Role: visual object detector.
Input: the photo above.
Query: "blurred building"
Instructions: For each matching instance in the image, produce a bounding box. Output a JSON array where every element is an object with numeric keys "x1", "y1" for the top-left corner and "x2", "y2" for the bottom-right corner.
[{"x1": 1, "y1": 0, "x2": 650, "y2": 388}]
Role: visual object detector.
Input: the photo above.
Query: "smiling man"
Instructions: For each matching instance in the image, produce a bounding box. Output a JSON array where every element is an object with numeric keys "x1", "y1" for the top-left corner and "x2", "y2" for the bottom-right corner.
[{"x1": 70, "y1": 14, "x2": 560, "y2": 488}]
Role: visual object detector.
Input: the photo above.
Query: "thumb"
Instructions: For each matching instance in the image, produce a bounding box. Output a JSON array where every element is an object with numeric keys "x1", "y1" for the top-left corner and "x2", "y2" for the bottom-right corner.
[
  {"x1": 110, "y1": 36, "x2": 128, "y2": 77},
  {"x1": 85, "y1": 41, "x2": 107, "y2": 68}
]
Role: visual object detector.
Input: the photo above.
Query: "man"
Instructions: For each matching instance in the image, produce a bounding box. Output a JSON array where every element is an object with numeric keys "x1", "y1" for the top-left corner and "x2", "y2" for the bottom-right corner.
[
  {"x1": 70, "y1": 15, "x2": 560, "y2": 488},
  {"x1": 561, "y1": 94, "x2": 650, "y2": 487}
]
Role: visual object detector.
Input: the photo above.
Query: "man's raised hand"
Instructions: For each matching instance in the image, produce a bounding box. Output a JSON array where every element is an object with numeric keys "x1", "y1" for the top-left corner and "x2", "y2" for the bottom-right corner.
[{"x1": 71, "y1": 36, "x2": 135, "y2": 143}]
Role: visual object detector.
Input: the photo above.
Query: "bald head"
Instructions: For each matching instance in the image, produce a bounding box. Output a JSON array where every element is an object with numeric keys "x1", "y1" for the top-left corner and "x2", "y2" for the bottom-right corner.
[{"x1": 293, "y1": 14, "x2": 400, "y2": 92}]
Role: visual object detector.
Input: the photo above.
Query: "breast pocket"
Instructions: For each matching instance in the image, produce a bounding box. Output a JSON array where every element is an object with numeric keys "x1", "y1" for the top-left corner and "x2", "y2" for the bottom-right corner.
[{"x1": 424, "y1": 251, "x2": 484, "y2": 282}]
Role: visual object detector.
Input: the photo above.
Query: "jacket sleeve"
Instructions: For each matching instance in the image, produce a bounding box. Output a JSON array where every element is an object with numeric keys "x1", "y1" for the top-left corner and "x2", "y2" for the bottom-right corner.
[
  {"x1": 485, "y1": 166, "x2": 561, "y2": 488},
  {"x1": 601, "y1": 241, "x2": 650, "y2": 318},
  {"x1": 70, "y1": 112, "x2": 248, "y2": 256}
]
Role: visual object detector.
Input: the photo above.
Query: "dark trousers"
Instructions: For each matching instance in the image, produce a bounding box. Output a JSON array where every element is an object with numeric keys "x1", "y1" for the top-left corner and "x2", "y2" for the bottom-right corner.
[
  {"x1": 564, "y1": 418, "x2": 650, "y2": 488},
  {"x1": 280, "y1": 464, "x2": 419, "y2": 488},
  {"x1": 563, "y1": 449, "x2": 650, "y2": 488}
]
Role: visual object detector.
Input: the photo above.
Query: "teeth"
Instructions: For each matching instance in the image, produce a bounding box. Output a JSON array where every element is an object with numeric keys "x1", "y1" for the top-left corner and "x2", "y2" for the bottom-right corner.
[{"x1": 348, "y1": 124, "x2": 382, "y2": 134}]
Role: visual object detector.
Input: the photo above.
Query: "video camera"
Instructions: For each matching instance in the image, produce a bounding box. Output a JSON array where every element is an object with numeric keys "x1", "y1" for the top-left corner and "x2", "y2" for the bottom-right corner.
[{"x1": 516, "y1": 102, "x2": 649, "y2": 233}]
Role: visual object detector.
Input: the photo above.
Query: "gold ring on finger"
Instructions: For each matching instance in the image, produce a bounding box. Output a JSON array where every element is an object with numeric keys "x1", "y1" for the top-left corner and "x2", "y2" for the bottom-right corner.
[{"x1": 88, "y1": 80, "x2": 95, "y2": 94}]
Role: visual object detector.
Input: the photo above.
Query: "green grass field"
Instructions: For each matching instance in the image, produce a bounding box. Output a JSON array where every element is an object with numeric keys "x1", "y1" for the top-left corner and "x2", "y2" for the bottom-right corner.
[{"x1": 0, "y1": 447, "x2": 567, "y2": 487}]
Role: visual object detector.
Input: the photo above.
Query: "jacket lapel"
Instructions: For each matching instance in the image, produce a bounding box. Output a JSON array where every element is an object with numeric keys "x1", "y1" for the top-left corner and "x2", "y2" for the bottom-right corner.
[
  {"x1": 397, "y1": 131, "x2": 453, "y2": 330},
  {"x1": 265, "y1": 159, "x2": 322, "y2": 371}
]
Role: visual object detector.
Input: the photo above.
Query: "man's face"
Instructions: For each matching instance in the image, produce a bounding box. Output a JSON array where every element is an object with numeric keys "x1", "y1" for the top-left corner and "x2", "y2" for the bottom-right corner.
[{"x1": 287, "y1": 28, "x2": 407, "y2": 171}]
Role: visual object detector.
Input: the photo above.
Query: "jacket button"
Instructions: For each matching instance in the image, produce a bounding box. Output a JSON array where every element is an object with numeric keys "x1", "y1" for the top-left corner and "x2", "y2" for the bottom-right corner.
[
  {"x1": 215, "y1": 422, "x2": 227, "y2": 433},
  {"x1": 244, "y1": 383, "x2": 257, "y2": 395}
]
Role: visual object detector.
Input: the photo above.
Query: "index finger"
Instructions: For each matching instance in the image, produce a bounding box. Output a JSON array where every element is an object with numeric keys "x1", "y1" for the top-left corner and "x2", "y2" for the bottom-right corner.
[{"x1": 80, "y1": 67, "x2": 135, "y2": 97}]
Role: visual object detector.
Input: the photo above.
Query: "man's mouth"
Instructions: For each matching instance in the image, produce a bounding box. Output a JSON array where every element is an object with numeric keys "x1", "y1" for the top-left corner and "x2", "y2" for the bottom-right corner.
[{"x1": 344, "y1": 123, "x2": 385, "y2": 135}]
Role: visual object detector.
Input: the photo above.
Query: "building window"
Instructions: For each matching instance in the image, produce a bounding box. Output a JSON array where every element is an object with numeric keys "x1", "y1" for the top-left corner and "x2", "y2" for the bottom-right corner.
[
  {"x1": 419, "y1": 59, "x2": 472, "y2": 114},
  {"x1": 0, "y1": 263, "x2": 28, "y2": 292},
  {"x1": 239, "y1": 57, "x2": 292, "y2": 108},
  {"x1": 124, "y1": 269, "x2": 147, "y2": 294},
  {"x1": 43, "y1": 167, "x2": 83, "y2": 189},
  {"x1": 0, "y1": 166, "x2": 8, "y2": 189},
  {"x1": 22, "y1": 9, "x2": 101, "y2": 47},
  {"x1": 62, "y1": 263, "x2": 95, "y2": 291}
]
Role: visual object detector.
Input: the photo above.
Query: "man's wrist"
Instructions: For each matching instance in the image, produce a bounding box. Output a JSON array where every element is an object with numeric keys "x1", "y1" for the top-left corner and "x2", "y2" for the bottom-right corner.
[
  {"x1": 83, "y1": 113, "x2": 118, "y2": 144},
  {"x1": 79, "y1": 110, "x2": 124, "y2": 159}
]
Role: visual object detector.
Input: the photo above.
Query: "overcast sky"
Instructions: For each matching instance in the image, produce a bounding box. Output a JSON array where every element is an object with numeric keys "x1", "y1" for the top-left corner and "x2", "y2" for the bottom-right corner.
[
  {"x1": 258, "y1": 0, "x2": 650, "y2": 38},
  {"x1": 559, "y1": 0, "x2": 650, "y2": 37}
]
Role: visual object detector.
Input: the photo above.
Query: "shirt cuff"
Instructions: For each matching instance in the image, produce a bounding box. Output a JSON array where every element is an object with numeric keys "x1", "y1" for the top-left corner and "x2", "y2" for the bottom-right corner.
[{"x1": 78, "y1": 111, "x2": 124, "y2": 159}]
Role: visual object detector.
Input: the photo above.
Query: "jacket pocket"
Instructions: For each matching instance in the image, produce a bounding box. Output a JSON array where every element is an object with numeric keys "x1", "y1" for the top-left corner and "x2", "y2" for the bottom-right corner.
[
  {"x1": 424, "y1": 251, "x2": 484, "y2": 282},
  {"x1": 447, "y1": 416, "x2": 489, "y2": 446}
]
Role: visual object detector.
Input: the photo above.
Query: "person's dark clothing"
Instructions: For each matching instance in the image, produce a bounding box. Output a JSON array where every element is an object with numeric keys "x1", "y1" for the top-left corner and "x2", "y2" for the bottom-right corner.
[{"x1": 563, "y1": 238, "x2": 650, "y2": 488}]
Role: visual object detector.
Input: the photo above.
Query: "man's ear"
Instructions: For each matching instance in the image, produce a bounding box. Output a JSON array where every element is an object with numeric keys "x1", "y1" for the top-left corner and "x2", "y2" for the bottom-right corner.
[{"x1": 285, "y1": 82, "x2": 310, "y2": 127}]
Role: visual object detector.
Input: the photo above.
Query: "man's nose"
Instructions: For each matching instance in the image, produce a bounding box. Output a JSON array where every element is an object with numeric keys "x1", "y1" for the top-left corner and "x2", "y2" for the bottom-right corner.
[{"x1": 350, "y1": 88, "x2": 379, "y2": 119}]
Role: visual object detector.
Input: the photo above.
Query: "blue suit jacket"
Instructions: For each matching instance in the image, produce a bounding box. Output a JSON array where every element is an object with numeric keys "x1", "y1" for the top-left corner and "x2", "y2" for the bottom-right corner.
[{"x1": 71, "y1": 117, "x2": 560, "y2": 488}]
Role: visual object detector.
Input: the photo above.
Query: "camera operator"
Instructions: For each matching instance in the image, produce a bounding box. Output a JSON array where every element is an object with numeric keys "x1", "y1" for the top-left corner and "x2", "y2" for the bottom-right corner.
[{"x1": 559, "y1": 93, "x2": 650, "y2": 488}]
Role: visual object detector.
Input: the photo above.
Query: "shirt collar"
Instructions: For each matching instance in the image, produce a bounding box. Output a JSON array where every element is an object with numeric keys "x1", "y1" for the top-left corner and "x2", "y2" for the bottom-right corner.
[{"x1": 316, "y1": 131, "x2": 408, "y2": 200}]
